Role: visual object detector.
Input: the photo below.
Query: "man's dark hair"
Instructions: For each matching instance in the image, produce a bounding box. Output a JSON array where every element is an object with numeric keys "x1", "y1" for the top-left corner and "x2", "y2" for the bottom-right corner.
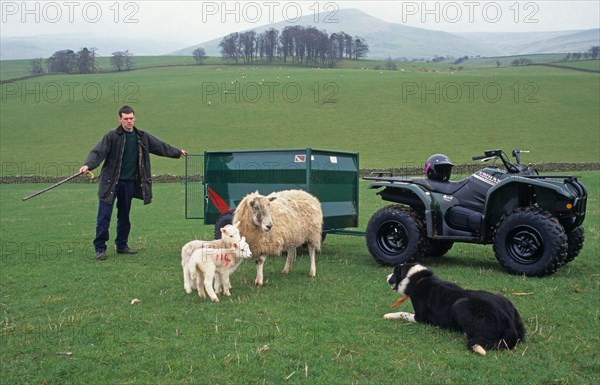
[{"x1": 119, "y1": 105, "x2": 135, "y2": 117}]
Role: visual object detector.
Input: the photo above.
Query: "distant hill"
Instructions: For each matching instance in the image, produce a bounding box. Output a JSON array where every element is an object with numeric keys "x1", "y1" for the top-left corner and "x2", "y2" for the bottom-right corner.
[
  {"x1": 172, "y1": 9, "x2": 599, "y2": 60},
  {"x1": 172, "y1": 8, "x2": 506, "y2": 59},
  {"x1": 2, "y1": 9, "x2": 598, "y2": 60},
  {"x1": 458, "y1": 29, "x2": 600, "y2": 56},
  {"x1": 0, "y1": 33, "x2": 177, "y2": 60}
]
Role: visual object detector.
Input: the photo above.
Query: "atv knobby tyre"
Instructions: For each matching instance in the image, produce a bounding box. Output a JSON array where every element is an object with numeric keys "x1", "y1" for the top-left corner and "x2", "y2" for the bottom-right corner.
[
  {"x1": 563, "y1": 226, "x2": 584, "y2": 265},
  {"x1": 366, "y1": 205, "x2": 425, "y2": 266},
  {"x1": 493, "y1": 207, "x2": 567, "y2": 277},
  {"x1": 424, "y1": 240, "x2": 454, "y2": 258}
]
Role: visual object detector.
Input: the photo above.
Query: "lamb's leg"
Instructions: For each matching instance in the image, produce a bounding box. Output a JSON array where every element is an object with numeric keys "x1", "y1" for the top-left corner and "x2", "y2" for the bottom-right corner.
[
  {"x1": 255, "y1": 255, "x2": 267, "y2": 287},
  {"x1": 203, "y1": 266, "x2": 219, "y2": 302},
  {"x1": 214, "y1": 273, "x2": 222, "y2": 294},
  {"x1": 282, "y1": 248, "x2": 296, "y2": 275},
  {"x1": 183, "y1": 263, "x2": 193, "y2": 294},
  {"x1": 193, "y1": 269, "x2": 206, "y2": 299},
  {"x1": 308, "y1": 246, "x2": 316, "y2": 278},
  {"x1": 383, "y1": 312, "x2": 416, "y2": 322},
  {"x1": 221, "y1": 272, "x2": 232, "y2": 296}
]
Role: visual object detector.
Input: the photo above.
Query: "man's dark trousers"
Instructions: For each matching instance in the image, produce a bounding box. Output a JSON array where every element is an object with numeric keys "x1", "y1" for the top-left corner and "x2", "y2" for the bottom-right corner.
[{"x1": 94, "y1": 180, "x2": 135, "y2": 252}]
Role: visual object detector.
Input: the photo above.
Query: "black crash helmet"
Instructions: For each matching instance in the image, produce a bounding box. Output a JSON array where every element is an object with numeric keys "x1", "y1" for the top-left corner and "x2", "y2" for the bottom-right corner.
[{"x1": 425, "y1": 154, "x2": 454, "y2": 181}]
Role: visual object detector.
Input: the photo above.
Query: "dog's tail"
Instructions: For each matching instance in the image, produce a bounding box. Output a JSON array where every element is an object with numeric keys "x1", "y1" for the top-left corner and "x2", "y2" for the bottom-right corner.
[{"x1": 471, "y1": 344, "x2": 486, "y2": 356}]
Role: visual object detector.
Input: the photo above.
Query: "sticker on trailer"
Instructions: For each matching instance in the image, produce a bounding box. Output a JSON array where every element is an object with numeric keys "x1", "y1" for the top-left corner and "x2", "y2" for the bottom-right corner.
[
  {"x1": 294, "y1": 155, "x2": 306, "y2": 163},
  {"x1": 330, "y1": 156, "x2": 338, "y2": 164}
]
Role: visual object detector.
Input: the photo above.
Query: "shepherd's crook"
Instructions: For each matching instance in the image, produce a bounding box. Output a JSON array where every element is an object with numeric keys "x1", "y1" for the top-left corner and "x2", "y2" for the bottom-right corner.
[{"x1": 21, "y1": 171, "x2": 94, "y2": 201}]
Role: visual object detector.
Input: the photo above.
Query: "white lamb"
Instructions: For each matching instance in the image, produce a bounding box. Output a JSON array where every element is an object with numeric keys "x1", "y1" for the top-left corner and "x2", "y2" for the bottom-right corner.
[
  {"x1": 181, "y1": 223, "x2": 241, "y2": 294},
  {"x1": 233, "y1": 189, "x2": 323, "y2": 287},
  {"x1": 188, "y1": 236, "x2": 252, "y2": 302}
]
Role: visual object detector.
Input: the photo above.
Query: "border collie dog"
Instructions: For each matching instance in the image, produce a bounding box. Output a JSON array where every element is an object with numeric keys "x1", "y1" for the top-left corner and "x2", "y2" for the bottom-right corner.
[{"x1": 384, "y1": 263, "x2": 525, "y2": 355}]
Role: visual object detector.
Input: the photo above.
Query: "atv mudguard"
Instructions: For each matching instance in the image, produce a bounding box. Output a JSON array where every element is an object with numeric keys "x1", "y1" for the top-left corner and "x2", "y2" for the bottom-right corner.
[
  {"x1": 368, "y1": 180, "x2": 434, "y2": 210},
  {"x1": 482, "y1": 176, "x2": 587, "y2": 233}
]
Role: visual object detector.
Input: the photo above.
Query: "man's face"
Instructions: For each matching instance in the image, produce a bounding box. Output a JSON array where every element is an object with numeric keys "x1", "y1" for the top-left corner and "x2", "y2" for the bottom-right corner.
[{"x1": 119, "y1": 113, "x2": 135, "y2": 131}]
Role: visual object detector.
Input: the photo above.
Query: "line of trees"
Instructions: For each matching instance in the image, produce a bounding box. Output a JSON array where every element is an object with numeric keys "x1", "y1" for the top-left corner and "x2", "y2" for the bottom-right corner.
[
  {"x1": 218, "y1": 26, "x2": 369, "y2": 67},
  {"x1": 511, "y1": 58, "x2": 534, "y2": 66},
  {"x1": 564, "y1": 46, "x2": 599, "y2": 61},
  {"x1": 29, "y1": 48, "x2": 134, "y2": 75}
]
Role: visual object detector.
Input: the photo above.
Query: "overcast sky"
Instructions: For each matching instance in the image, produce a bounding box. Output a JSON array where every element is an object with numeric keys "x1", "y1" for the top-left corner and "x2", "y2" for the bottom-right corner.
[{"x1": 2, "y1": 0, "x2": 599, "y2": 45}]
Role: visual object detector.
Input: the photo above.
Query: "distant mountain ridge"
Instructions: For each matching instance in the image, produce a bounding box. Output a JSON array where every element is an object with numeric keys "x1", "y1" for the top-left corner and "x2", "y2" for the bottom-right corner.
[
  {"x1": 2, "y1": 9, "x2": 598, "y2": 60},
  {"x1": 172, "y1": 8, "x2": 599, "y2": 59}
]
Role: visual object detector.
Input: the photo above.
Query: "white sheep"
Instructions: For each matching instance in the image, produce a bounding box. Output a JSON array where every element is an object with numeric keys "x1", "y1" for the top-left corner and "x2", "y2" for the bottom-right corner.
[
  {"x1": 181, "y1": 223, "x2": 240, "y2": 294},
  {"x1": 233, "y1": 189, "x2": 323, "y2": 287},
  {"x1": 188, "y1": 236, "x2": 252, "y2": 302}
]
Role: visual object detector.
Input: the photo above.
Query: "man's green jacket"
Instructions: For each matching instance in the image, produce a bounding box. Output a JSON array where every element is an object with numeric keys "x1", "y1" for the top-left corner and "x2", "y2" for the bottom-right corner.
[{"x1": 83, "y1": 125, "x2": 182, "y2": 205}]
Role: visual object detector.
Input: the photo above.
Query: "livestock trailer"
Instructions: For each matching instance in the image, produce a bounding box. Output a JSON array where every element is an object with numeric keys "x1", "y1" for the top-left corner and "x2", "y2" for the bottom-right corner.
[{"x1": 185, "y1": 148, "x2": 361, "y2": 235}]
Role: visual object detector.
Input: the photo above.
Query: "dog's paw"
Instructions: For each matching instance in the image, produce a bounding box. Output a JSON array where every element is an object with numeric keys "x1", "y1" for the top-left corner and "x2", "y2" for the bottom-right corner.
[
  {"x1": 383, "y1": 312, "x2": 396, "y2": 320},
  {"x1": 383, "y1": 312, "x2": 416, "y2": 322}
]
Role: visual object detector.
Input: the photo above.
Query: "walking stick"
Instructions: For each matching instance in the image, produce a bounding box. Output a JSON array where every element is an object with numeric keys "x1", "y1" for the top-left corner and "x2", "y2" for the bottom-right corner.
[{"x1": 21, "y1": 171, "x2": 95, "y2": 201}]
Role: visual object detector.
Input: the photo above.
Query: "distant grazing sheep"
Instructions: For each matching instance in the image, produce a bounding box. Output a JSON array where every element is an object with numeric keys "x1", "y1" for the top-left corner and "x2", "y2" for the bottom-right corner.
[
  {"x1": 181, "y1": 223, "x2": 240, "y2": 294},
  {"x1": 188, "y1": 236, "x2": 252, "y2": 302},
  {"x1": 233, "y1": 190, "x2": 323, "y2": 286}
]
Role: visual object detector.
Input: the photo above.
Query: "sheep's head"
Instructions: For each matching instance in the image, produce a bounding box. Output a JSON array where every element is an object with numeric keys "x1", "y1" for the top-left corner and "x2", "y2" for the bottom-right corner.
[
  {"x1": 220, "y1": 222, "x2": 241, "y2": 244},
  {"x1": 247, "y1": 193, "x2": 275, "y2": 232},
  {"x1": 234, "y1": 236, "x2": 253, "y2": 259}
]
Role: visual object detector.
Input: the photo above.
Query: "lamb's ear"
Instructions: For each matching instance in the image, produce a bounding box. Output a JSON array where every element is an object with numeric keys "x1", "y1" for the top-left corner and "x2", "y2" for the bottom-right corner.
[
  {"x1": 220, "y1": 227, "x2": 226, "y2": 235},
  {"x1": 241, "y1": 236, "x2": 246, "y2": 242}
]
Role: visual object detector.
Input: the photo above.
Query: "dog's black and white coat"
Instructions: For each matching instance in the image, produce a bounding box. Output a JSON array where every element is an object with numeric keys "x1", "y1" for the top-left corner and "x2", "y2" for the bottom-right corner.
[{"x1": 384, "y1": 263, "x2": 525, "y2": 355}]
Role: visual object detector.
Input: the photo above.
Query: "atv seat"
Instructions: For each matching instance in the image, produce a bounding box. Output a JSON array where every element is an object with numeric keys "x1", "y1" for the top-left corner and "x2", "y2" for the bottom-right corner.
[{"x1": 412, "y1": 178, "x2": 468, "y2": 195}]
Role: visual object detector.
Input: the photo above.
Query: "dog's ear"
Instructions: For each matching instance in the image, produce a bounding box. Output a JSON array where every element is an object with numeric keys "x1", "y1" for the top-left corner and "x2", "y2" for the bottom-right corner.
[{"x1": 399, "y1": 264, "x2": 414, "y2": 280}]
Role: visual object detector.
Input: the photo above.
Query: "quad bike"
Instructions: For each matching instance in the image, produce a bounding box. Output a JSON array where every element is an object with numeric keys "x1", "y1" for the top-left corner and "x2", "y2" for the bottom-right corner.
[{"x1": 364, "y1": 149, "x2": 587, "y2": 277}]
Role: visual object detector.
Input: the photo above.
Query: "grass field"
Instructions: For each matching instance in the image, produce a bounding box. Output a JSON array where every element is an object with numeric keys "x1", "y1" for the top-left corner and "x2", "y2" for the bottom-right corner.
[
  {"x1": 1, "y1": 55, "x2": 599, "y2": 384},
  {"x1": 1, "y1": 171, "x2": 599, "y2": 384},
  {"x1": 1, "y1": 61, "x2": 598, "y2": 177}
]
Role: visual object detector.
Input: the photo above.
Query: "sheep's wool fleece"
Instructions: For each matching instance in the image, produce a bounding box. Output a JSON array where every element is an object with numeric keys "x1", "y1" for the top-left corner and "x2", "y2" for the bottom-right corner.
[{"x1": 233, "y1": 190, "x2": 323, "y2": 257}]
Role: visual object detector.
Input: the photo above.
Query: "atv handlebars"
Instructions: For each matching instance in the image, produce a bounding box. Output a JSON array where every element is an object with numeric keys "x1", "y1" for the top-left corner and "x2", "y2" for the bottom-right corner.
[{"x1": 472, "y1": 149, "x2": 536, "y2": 175}]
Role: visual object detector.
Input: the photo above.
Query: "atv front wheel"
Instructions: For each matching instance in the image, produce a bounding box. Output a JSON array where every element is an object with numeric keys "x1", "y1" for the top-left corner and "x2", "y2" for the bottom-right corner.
[
  {"x1": 493, "y1": 207, "x2": 567, "y2": 277},
  {"x1": 366, "y1": 205, "x2": 425, "y2": 266},
  {"x1": 562, "y1": 226, "x2": 584, "y2": 265}
]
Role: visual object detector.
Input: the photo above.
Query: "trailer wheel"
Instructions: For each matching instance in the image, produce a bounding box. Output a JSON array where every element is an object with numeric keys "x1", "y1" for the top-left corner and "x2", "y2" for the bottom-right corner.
[
  {"x1": 493, "y1": 207, "x2": 567, "y2": 277},
  {"x1": 366, "y1": 205, "x2": 425, "y2": 266},
  {"x1": 214, "y1": 210, "x2": 235, "y2": 239},
  {"x1": 424, "y1": 240, "x2": 454, "y2": 258}
]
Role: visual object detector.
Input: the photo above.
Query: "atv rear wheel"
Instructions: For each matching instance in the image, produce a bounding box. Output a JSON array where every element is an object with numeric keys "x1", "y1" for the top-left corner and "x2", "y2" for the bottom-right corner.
[
  {"x1": 562, "y1": 226, "x2": 584, "y2": 265},
  {"x1": 493, "y1": 207, "x2": 567, "y2": 277},
  {"x1": 366, "y1": 205, "x2": 425, "y2": 266}
]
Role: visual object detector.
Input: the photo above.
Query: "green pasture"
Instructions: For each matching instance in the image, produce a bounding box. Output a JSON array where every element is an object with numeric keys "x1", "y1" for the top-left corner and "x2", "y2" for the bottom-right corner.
[
  {"x1": 1, "y1": 62, "x2": 598, "y2": 178},
  {"x1": 1, "y1": 173, "x2": 599, "y2": 384},
  {"x1": 551, "y1": 60, "x2": 600, "y2": 71}
]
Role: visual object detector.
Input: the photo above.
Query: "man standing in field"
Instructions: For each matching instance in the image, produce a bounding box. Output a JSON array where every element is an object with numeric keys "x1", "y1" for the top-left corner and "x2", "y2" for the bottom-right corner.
[{"x1": 80, "y1": 105, "x2": 187, "y2": 260}]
